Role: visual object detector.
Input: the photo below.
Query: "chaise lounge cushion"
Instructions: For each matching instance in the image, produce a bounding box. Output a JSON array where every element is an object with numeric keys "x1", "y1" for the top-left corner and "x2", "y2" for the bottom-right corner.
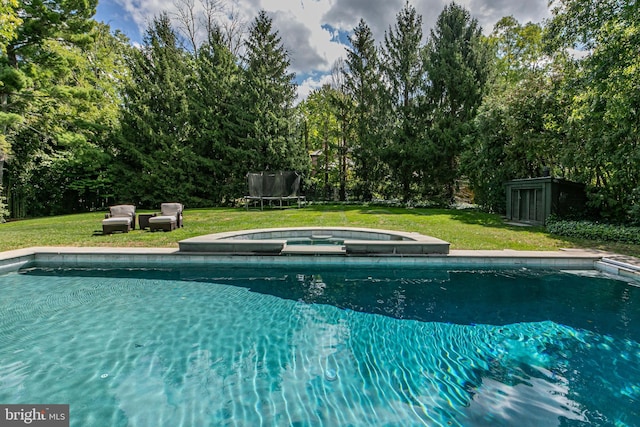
[
  {"x1": 102, "y1": 204, "x2": 136, "y2": 233},
  {"x1": 102, "y1": 217, "x2": 132, "y2": 226},
  {"x1": 109, "y1": 205, "x2": 136, "y2": 218},
  {"x1": 149, "y1": 203, "x2": 183, "y2": 231}
]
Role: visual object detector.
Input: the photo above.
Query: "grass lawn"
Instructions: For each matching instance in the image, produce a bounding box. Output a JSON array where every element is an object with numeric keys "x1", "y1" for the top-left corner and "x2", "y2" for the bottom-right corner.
[{"x1": 1, "y1": 205, "x2": 639, "y2": 256}]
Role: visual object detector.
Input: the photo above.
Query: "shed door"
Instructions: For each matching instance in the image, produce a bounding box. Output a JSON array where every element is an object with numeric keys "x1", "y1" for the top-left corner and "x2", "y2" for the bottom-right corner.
[{"x1": 514, "y1": 188, "x2": 544, "y2": 223}]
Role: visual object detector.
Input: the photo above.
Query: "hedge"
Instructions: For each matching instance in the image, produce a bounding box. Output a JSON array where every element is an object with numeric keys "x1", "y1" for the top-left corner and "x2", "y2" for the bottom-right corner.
[{"x1": 546, "y1": 218, "x2": 640, "y2": 245}]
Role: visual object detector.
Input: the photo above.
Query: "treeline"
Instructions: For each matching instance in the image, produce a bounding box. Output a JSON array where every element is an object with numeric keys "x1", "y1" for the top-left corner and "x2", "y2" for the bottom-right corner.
[
  {"x1": 0, "y1": 0, "x2": 638, "y2": 224},
  {"x1": 1, "y1": 4, "x2": 307, "y2": 216}
]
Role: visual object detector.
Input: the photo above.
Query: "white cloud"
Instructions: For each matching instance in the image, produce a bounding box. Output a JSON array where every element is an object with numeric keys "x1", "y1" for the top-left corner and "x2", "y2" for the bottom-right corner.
[
  {"x1": 467, "y1": 0, "x2": 551, "y2": 32},
  {"x1": 100, "y1": 0, "x2": 552, "y2": 100},
  {"x1": 269, "y1": 9, "x2": 340, "y2": 74},
  {"x1": 260, "y1": 0, "x2": 348, "y2": 74}
]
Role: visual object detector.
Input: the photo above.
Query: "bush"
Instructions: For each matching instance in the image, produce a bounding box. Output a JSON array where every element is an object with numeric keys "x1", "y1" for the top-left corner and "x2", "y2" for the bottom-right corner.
[
  {"x1": 0, "y1": 196, "x2": 7, "y2": 223},
  {"x1": 546, "y1": 217, "x2": 640, "y2": 245}
]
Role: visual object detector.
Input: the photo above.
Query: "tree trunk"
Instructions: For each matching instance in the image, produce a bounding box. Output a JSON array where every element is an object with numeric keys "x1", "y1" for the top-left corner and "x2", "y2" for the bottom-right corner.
[
  {"x1": 339, "y1": 121, "x2": 347, "y2": 201},
  {"x1": 323, "y1": 136, "x2": 329, "y2": 200}
]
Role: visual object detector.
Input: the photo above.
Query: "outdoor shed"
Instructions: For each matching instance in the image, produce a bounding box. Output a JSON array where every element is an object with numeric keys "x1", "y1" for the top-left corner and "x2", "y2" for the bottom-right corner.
[{"x1": 505, "y1": 177, "x2": 587, "y2": 225}]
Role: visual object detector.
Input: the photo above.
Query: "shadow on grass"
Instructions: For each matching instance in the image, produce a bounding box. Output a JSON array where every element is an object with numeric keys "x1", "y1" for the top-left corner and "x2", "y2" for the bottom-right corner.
[
  {"x1": 299, "y1": 205, "x2": 640, "y2": 255},
  {"x1": 304, "y1": 204, "x2": 543, "y2": 232}
]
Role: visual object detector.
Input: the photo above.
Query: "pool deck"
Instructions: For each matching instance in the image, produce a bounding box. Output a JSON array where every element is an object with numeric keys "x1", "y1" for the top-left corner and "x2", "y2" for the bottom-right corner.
[{"x1": 1, "y1": 246, "x2": 639, "y2": 282}]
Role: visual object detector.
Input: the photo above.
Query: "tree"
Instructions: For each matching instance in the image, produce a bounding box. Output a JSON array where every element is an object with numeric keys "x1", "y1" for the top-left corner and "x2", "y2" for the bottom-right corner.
[
  {"x1": 113, "y1": 14, "x2": 197, "y2": 207},
  {"x1": 465, "y1": 71, "x2": 561, "y2": 212},
  {"x1": 171, "y1": 0, "x2": 246, "y2": 57},
  {"x1": 40, "y1": 24, "x2": 130, "y2": 214},
  {"x1": 190, "y1": 29, "x2": 247, "y2": 203},
  {"x1": 344, "y1": 19, "x2": 387, "y2": 201},
  {"x1": 462, "y1": 19, "x2": 549, "y2": 211},
  {"x1": 330, "y1": 60, "x2": 353, "y2": 201},
  {"x1": 0, "y1": 0, "x2": 21, "y2": 54},
  {"x1": 215, "y1": 0, "x2": 246, "y2": 56},
  {"x1": 425, "y1": 1, "x2": 490, "y2": 202},
  {"x1": 381, "y1": 2, "x2": 425, "y2": 201},
  {"x1": 545, "y1": 0, "x2": 636, "y2": 53},
  {"x1": 3, "y1": 0, "x2": 96, "y2": 68},
  {"x1": 297, "y1": 85, "x2": 341, "y2": 200},
  {"x1": 1, "y1": 0, "x2": 98, "y2": 217},
  {"x1": 239, "y1": 10, "x2": 307, "y2": 173},
  {"x1": 2, "y1": 24, "x2": 128, "y2": 217},
  {"x1": 490, "y1": 16, "x2": 544, "y2": 83},
  {"x1": 546, "y1": 0, "x2": 640, "y2": 222},
  {"x1": 172, "y1": 0, "x2": 201, "y2": 54}
]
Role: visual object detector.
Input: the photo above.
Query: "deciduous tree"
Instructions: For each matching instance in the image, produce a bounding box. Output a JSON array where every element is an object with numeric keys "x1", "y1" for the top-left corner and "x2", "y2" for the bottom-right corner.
[
  {"x1": 1, "y1": 0, "x2": 124, "y2": 217},
  {"x1": 546, "y1": 0, "x2": 640, "y2": 222},
  {"x1": 297, "y1": 85, "x2": 341, "y2": 200},
  {"x1": 462, "y1": 19, "x2": 548, "y2": 211}
]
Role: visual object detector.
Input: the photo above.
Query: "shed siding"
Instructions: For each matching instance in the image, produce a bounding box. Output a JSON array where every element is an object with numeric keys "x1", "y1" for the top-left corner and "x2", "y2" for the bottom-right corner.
[{"x1": 505, "y1": 177, "x2": 585, "y2": 225}]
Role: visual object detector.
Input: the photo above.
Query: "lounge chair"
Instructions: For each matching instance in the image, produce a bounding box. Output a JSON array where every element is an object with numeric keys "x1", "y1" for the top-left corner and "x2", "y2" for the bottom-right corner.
[
  {"x1": 148, "y1": 203, "x2": 183, "y2": 232},
  {"x1": 102, "y1": 204, "x2": 136, "y2": 234}
]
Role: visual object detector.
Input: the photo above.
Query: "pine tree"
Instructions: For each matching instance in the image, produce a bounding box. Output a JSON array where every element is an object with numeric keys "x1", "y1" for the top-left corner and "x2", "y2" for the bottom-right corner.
[
  {"x1": 191, "y1": 30, "x2": 247, "y2": 203},
  {"x1": 425, "y1": 2, "x2": 489, "y2": 202},
  {"x1": 381, "y1": 2, "x2": 425, "y2": 202},
  {"x1": 114, "y1": 14, "x2": 196, "y2": 207},
  {"x1": 344, "y1": 19, "x2": 387, "y2": 200},
  {"x1": 239, "y1": 10, "x2": 305, "y2": 173}
]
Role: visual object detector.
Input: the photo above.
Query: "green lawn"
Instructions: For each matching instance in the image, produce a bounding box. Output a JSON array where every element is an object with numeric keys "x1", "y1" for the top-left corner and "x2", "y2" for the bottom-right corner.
[{"x1": 1, "y1": 205, "x2": 639, "y2": 256}]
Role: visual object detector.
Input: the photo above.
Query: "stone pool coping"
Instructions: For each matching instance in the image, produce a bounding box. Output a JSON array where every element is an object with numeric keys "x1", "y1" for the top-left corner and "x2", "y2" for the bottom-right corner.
[{"x1": 1, "y1": 246, "x2": 638, "y2": 281}]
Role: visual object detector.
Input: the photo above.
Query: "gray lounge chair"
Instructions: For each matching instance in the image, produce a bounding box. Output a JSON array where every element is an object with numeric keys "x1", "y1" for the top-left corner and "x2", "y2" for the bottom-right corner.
[
  {"x1": 149, "y1": 203, "x2": 183, "y2": 232},
  {"x1": 102, "y1": 205, "x2": 136, "y2": 234}
]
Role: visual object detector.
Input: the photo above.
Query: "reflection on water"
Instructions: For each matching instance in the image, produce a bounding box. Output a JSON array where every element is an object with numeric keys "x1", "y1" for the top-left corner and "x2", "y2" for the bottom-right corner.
[{"x1": 0, "y1": 267, "x2": 639, "y2": 426}]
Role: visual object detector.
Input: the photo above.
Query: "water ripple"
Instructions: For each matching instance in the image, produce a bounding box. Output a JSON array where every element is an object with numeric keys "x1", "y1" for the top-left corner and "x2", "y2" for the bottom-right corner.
[{"x1": 1, "y1": 269, "x2": 639, "y2": 426}]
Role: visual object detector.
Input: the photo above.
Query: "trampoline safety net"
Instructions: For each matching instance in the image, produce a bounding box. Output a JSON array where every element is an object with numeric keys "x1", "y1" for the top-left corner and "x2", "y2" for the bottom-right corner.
[{"x1": 247, "y1": 171, "x2": 301, "y2": 197}]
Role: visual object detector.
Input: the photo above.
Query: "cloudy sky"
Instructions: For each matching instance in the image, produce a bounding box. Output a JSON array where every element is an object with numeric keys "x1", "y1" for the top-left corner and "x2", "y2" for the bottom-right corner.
[{"x1": 95, "y1": 0, "x2": 552, "y2": 100}]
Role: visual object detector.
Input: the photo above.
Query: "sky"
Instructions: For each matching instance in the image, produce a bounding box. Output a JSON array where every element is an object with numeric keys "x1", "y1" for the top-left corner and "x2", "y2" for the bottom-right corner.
[{"x1": 94, "y1": 0, "x2": 552, "y2": 100}]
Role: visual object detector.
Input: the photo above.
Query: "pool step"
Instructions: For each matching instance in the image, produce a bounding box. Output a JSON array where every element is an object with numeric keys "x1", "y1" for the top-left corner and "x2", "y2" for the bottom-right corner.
[
  {"x1": 596, "y1": 256, "x2": 640, "y2": 281},
  {"x1": 280, "y1": 244, "x2": 347, "y2": 255}
]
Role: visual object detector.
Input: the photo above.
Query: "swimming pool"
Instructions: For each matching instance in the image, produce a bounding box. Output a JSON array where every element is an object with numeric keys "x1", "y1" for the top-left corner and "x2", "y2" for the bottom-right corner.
[{"x1": 0, "y1": 265, "x2": 639, "y2": 426}]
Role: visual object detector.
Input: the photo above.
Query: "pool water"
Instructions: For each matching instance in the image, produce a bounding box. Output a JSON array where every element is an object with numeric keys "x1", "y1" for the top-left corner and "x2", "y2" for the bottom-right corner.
[{"x1": 0, "y1": 266, "x2": 639, "y2": 426}]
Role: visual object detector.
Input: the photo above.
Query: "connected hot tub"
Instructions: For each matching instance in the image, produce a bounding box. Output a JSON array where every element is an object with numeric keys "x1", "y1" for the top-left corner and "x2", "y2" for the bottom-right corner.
[{"x1": 178, "y1": 227, "x2": 451, "y2": 255}]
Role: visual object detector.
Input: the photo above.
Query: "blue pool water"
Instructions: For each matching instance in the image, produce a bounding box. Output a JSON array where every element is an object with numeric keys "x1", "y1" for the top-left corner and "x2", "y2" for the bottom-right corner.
[{"x1": 0, "y1": 266, "x2": 639, "y2": 426}]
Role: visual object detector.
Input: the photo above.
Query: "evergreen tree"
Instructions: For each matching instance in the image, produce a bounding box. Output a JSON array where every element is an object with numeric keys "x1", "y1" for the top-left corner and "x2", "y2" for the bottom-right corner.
[
  {"x1": 381, "y1": 2, "x2": 425, "y2": 202},
  {"x1": 344, "y1": 19, "x2": 387, "y2": 201},
  {"x1": 239, "y1": 10, "x2": 306, "y2": 173},
  {"x1": 114, "y1": 14, "x2": 197, "y2": 207},
  {"x1": 425, "y1": 1, "x2": 489, "y2": 202},
  {"x1": 191, "y1": 30, "x2": 247, "y2": 203}
]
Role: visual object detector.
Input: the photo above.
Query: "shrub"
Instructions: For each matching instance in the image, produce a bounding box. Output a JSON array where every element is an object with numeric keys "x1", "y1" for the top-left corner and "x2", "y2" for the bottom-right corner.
[
  {"x1": 546, "y1": 217, "x2": 640, "y2": 245},
  {"x1": 0, "y1": 187, "x2": 8, "y2": 223}
]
